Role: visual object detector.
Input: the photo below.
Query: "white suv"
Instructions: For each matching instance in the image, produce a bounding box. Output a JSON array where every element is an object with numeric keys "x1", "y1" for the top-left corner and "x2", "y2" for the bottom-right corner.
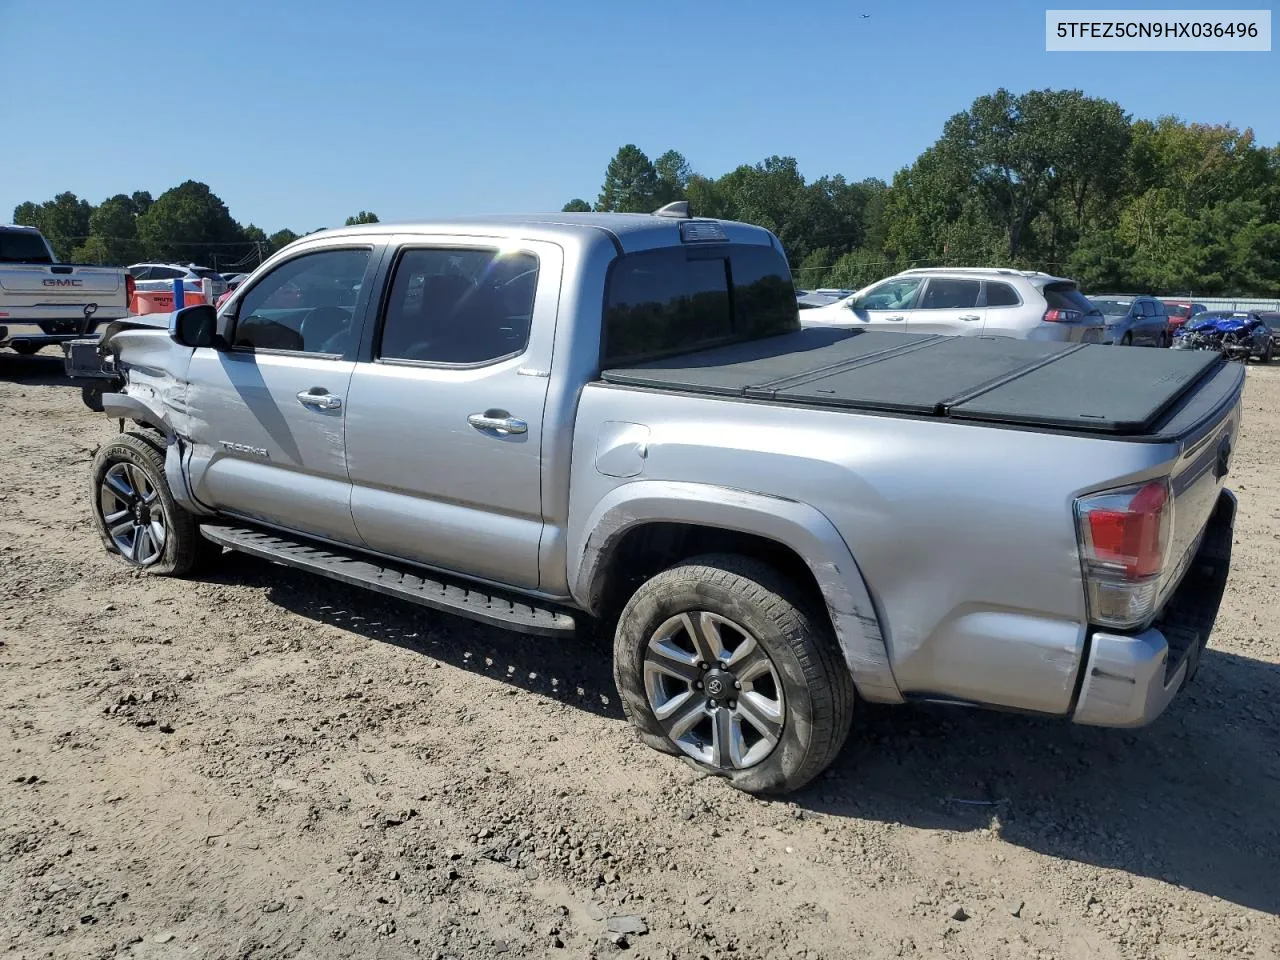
[
  {"x1": 127, "y1": 262, "x2": 228, "y2": 300},
  {"x1": 800, "y1": 267, "x2": 1106, "y2": 343}
]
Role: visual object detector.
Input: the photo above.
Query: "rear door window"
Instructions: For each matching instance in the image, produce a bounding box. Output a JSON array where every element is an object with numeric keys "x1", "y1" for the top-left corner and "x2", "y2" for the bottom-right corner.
[
  {"x1": 378, "y1": 248, "x2": 539, "y2": 365},
  {"x1": 919, "y1": 278, "x2": 981, "y2": 309},
  {"x1": 984, "y1": 282, "x2": 1020, "y2": 307}
]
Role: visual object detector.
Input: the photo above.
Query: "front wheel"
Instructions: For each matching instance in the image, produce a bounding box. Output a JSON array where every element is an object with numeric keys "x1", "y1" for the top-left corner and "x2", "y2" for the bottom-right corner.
[
  {"x1": 11, "y1": 342, "x2": 41, "y2": 356},
  {"x1": 1120, "y1": 333, "x2": 1133, "y2": 347},
  {"x1": 613, "y1": 553, "x2": 856, "y2": 795},
  {"x1": 90, "y1": 432, "x2": 215, "y2": 576}
]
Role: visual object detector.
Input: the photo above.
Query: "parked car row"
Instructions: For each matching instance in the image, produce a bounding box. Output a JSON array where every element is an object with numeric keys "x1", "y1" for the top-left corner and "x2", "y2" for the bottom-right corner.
[
  {"x1": 795, "y1": 267, "x2": 1269, "y2": 361},
  {"x1": 798, "y1": 268, "x2": 1108, "y2": 343}
]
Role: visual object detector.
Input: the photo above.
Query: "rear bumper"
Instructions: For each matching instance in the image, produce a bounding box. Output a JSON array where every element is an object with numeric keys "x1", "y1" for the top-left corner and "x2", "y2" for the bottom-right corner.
[
  {"x1": 0, "y1": 319, "x2": 107, "y2": 343},
  {"x1": 1073, "y1": 488, "x2": 1235, "y2": 727}
]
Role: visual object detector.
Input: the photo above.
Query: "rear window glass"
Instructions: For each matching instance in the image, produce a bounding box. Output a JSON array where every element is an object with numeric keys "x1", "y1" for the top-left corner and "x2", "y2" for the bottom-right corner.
[
  {"x1": 0, "y1": 231, "x2": 53, "y2": 264},
  {"x1": 1044, "y1": 283, "x2": 1097, "y2": 314},
  {"x1": 603, "y1": 244, "x2": 797, "y2": 366}
]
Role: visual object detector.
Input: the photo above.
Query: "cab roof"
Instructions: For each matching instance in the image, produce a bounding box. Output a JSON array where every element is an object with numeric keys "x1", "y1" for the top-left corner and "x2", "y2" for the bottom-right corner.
[{"x1": 310, "y1": 211, "x2": 780, "y2": 255}]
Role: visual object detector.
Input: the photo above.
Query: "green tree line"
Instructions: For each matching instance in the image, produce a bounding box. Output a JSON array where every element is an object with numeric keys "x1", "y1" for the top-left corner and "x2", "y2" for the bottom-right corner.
[
  {"x1": 11, "y1": 180, "x2": 378, "y2": 273},
  {"x1": 15, "y1": 87, "x2": 1278, "y2": 296},
  {"x1": 570, "y1": 88, "x2": 1280, "y2": 297}
]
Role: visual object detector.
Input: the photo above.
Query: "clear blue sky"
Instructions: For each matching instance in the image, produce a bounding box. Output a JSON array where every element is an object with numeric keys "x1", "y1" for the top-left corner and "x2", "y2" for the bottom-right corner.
[{"x1": 2, "y1": 0, "x2": 1275, "y2": 235}]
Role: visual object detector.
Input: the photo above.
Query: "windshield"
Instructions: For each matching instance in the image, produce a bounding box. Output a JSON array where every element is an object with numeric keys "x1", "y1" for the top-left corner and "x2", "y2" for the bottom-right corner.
[
  {"x1": 1091, "y1": 299, "x2": 1132, "y2": 317},
  {"x1": 0, "y1": 231, "x2": 54, "y2": 264}
]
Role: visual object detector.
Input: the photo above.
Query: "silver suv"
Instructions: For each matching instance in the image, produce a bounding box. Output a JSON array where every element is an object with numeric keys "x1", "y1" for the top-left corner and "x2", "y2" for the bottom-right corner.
[
  {"x1": 800, "y1": 267, "x2": 1106, "y2": 342},
  {"x1": 127, "y1": 262, "x2": 229, "y2": 300}
]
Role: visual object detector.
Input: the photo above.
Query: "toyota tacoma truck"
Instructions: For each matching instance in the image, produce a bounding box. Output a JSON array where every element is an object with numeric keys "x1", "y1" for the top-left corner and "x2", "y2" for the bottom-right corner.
[
  {"x1": 0, "y1": 224, "x2": 132, "y2": 356},
  {"x1": 83, "y1": 206, "x2": 1241, "y2": 795}
]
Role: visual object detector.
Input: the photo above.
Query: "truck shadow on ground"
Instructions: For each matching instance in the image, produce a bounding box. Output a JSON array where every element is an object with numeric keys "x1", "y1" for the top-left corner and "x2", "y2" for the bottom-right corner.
[
  {"x1": 813, "y1": 651, "x2": 1280, "y2": 916},
  {"x1": 218, "y1": 555, "x2": 1279, "y2": 915},
  {"x1": 0, "y1": 350, "x2": 78, "y2": 389}
]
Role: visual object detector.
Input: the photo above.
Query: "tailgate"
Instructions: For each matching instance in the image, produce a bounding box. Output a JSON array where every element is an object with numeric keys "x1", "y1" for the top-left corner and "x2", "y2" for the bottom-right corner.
[
  {"x1": 0, "y1": 264, "x2": 125, "y2": 304},
  {"x1": 1160, "y1": 367, "x2": 1244, "y2": 605}
]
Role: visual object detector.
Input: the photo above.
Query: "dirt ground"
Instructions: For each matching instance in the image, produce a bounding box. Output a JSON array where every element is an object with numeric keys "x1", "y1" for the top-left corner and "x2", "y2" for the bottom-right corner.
[{"x1": 1, "y1": 347, "x2": 1277, "y2": 960}]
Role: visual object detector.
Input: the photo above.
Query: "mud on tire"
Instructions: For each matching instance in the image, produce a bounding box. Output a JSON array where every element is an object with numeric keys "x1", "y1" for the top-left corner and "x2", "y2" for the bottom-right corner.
[
  {"x1": 89, "y1": 431, "x2": 217, "y2": 577},
  {"x1": 612, "y1": 553, "x2": 856, "y2": 795}
]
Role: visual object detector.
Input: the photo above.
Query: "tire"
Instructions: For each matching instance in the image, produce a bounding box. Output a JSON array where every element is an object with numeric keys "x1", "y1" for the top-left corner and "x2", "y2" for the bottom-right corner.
[
  {"x1": 612, "y1": 553, "x2": 855, "y2": 795},
  {"x1": 1120, "y1": 333, "x2": 1133, "y2": 347},
  {"x1": 81, "y1": 383, "x2": 107, "y2": 412},
  {"x1": 1263, "y1": 341, "x2": 1274, "y2": 364},
  {"x1": 89, "y1": 431, "x2": 217, "y2": 576},
  {"x1": 11, "y1": 342, "x2": 40, "y2": 356}
]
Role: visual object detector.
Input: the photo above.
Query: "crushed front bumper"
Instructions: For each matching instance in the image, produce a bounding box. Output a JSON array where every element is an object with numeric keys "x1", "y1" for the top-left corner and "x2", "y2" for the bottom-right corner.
[{"x1": 1072, "y1": 489, "x2": 1235, "y2": 728}]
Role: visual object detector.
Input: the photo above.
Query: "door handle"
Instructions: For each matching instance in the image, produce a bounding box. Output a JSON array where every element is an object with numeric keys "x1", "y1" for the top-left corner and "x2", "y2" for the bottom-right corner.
[
  {"x1": 296, "y1": 389, "x2": 342, "y2": 410},
  {"x1": 959, "y1": 314, "x2": 981, "y2": 321},
  {"x1": 468, "y1": 411, "x2": 527, "y2": 435},
  {"x1": 885, "y1": 315, "x2": 904, "y2": 322}
]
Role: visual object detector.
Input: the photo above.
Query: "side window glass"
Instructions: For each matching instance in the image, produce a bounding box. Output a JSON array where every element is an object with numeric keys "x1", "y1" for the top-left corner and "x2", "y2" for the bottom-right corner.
[
  {"x1": 232, "y1": 248, "x2": 371, "y2": 355},
  {"x1": 128, "y1": 266, "x2": 151, "y2": 280},
  {"x1": 851, "y1": 277, "x2": 922, "y2": 311},
  {"x1": 153, "y1": 266, "x2": 181, "y2": 280},
  {"x1": 379, "y1": 248, "x2": 539, "y2": 365},
  {"x1": 985, "y1": 282, "x2": 1019, "y2": 307},
  {"x1": 919, "y1": 279, "x2": 982, "y2": 310}
]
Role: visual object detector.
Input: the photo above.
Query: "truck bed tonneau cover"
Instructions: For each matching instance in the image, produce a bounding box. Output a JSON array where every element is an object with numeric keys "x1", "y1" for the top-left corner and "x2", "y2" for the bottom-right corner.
[{"x1": 600, "y1": 329, "x2": 1227, "y2": 437}]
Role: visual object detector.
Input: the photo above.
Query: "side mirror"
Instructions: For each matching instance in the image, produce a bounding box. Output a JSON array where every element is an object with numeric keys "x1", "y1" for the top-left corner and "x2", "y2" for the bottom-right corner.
[{"x1": 169, "y1": 304, "x2": 219, "y2": 349}]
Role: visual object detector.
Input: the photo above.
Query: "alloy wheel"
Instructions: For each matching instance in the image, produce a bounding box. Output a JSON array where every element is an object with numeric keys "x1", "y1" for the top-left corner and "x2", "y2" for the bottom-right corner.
[
  {"x1": 642, "y1": 611, "x2": 786, "y2": 771},
  {"x1": 98, "y1": 461, "x2": 167, "y2": 566}
]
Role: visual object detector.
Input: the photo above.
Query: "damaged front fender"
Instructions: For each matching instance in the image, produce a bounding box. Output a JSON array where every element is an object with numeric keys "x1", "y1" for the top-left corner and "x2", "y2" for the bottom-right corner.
[{"x1": 98, "y1": 322, "x2": 211, "y2": 516}]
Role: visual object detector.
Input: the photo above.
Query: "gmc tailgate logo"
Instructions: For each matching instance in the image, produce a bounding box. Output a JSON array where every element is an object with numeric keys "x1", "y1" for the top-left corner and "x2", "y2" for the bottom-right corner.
[{"x1": 42, "y1": 278, "x2": 83, "y2": 287}]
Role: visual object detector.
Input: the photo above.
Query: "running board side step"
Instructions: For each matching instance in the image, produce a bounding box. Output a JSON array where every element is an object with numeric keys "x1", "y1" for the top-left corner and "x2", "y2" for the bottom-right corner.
[{"x1": 199, "y1": 523, "x2": 578, "y2": 638}]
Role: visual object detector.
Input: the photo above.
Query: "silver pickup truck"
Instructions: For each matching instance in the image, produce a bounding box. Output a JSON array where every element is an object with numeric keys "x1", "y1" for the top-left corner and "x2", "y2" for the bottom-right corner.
[{"x1": 85, "y1": 207, "x2": 1241, "y2": 795}]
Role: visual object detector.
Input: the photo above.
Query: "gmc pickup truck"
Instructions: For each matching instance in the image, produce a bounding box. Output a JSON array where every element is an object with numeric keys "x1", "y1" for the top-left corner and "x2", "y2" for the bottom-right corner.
[
  {"x1": 84, "y1": 207, "x2": 1240, "y2": 795},
  {"x1": 0, "y1": 224, "x2": 132, "y2": 355}
]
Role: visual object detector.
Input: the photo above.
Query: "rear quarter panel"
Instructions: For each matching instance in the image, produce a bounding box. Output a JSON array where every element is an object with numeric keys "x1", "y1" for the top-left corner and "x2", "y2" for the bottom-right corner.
[{"x1": 568, "y1": 384, "x2": 1184, "y2": 714}]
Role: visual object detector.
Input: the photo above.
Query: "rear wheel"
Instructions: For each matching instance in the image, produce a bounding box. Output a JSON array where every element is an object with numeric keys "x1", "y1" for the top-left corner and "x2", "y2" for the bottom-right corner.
[
  {"x1": 1121, "y1": 333, "x2": 1133, "y2": 347},
  {"x1": 11, "y1": 342, "x2": 40, "y2": 356},
  {"x1": 613, "y1": 553, "x2": 856, "y2": 795},
  {"x1": 90, "y1": 432, "x2": 217, "y2": 577}
]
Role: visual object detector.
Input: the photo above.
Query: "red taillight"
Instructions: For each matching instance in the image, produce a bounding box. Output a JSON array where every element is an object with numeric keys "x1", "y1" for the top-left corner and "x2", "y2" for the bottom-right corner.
[
  {"x1": 1083, "y1": 481, "x2": 1169, "y2": 578},
  {"x1": 125, "y1": 274, "x2": 136, "y2": 305},
  {"x1": 1075, "y1": 479, "x2": 1175, "y2": 627},
  {"x1": 1043, "y1": 308, "x2": 1081, "y2": 323}
]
